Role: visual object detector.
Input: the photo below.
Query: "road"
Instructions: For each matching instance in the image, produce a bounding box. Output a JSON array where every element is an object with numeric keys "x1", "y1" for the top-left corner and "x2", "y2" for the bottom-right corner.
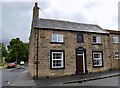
[
  {"x1": 1, "y1": 66, "x2": 120, "y2": 87},
  {"x1": 50, "y1": 76, "x2": 120, "y2": 87},
  {"x1": 0, "y1": 67, "x2": 2, "y2": 87},
  {"x1": 2, "y1": 65, "x2": 28, "y2": 86},
  {"x1": 78, "y1": 76, "x2": 119, "y2": 86}
]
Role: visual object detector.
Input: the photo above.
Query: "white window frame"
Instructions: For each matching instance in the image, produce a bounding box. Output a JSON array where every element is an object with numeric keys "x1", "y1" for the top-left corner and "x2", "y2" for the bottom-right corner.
[
  {"x1": 52, "y1": 52, "x2": 64, "y2": 68},
  {"x1": 52, "y1": 33, "x2": 64, "y2": 43},
  {"x1": 113, "y1": 36, "x2": 119, "y2": 43},
  {"x1": 114, "y1": 51, "x2": 120, "y2": 59},
  {"x1": 92, "y1": 36, "x2": 101, "y2": 44},
  {"x1": 93, "y1": 52, "x2": 103, "y2": 67}
]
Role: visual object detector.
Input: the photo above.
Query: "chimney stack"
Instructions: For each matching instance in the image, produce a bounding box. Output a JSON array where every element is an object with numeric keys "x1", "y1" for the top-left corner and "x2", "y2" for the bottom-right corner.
[{"x1": 33, "y1": 2, "x2": 39, "y2": 25}]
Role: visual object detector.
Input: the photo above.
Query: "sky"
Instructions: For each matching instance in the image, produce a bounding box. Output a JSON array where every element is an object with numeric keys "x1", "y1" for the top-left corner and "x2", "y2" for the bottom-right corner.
[{"x1": 0, "y1": 0, "x2": 119, "y2": 45}]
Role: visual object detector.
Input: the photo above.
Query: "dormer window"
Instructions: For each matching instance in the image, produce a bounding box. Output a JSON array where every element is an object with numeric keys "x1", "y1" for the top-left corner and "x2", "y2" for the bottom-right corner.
[
  {"x1": 52, "y1": 33, "x2": 64, "y2": 43},
  {"x1": 92, "y1": 36, "x2": 101, "y2": 44}
]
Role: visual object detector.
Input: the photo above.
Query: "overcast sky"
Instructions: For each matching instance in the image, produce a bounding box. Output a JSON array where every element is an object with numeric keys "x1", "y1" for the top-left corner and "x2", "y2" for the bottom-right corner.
[{"x1": 0, "y1": 0, "x2": 119, "y2": 45}]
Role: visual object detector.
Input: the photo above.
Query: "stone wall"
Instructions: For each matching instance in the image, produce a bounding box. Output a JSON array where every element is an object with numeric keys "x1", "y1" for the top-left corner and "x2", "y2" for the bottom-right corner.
[
  {"x1": 33, "y1": 29, "x2": 111, "y2": 78},
  {"x1": 108, "y1": 34, "x2": 120, "y2": 69},
  {"x1": 28, "y1": 28, "x2": 37, "y2": 78}
]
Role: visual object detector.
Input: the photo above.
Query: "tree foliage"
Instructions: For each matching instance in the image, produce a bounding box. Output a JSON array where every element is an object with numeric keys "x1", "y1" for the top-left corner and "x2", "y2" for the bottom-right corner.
[
  {"x1": 2, "y1": 43, "x2": 7, "y2": 57},
  {"x1": 5, "y1": 38, "x2": 29, "y2": 63}
]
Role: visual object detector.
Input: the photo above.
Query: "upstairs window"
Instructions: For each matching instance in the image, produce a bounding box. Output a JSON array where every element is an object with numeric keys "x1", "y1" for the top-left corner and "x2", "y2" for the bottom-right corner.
[
  {"x1": 114, "y1": 51, "x2": 120, "y2": 59},
  {"x1": 92, "y1": 36, "x2": 101, "y2": 44},
  {"x1": 52, "y1": 33, "x2": 64, "y2": 43},
  {"x1": 77, "y1": 34, "x2": 84, "y2": 43},
  {"x1": 113, "y1": 36, "x2": 119, "y2": 43}
]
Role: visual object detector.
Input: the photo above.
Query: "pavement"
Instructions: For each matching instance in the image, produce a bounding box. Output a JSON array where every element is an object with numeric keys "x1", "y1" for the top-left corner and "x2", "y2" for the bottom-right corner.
[
  {"x1": 11, "y1": 67, "x2": 36, "y2": 86},
  {"x1": 34, "y1": 70, "x2": 120, "y2": 87},
  {"x1": 0, "y1": 66, "x2": 2, "y2": 88},
  {"x1": 2, "y1": 68, "x2": 119, "y2": 87}
]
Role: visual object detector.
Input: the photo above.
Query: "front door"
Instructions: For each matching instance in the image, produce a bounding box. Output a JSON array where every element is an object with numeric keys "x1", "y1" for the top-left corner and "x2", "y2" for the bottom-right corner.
[{"x1": 76, "y1": 48, "x2": 86, "y2": 74}]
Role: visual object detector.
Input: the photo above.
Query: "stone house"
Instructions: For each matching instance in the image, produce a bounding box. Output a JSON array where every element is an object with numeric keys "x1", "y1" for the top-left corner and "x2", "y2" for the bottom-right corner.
[
  {"x1": 28, "y1": 3, "x2": 119, "y2": 78},
  {"x1": 106, "y1": 30, "x2": 120, "y2": 69},
  {"x1": 0, "y1": 49, "x2": 1, "y2": 63}
]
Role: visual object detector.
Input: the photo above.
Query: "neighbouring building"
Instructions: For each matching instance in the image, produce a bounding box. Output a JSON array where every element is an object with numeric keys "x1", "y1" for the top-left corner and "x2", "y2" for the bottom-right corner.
[
  {"x1": 28, "y1": 3, "x2": 120, "y2": 78},
  {"x1": 106, "y1": 30, "x2": 120, "y2": 69},
  {"x1": 0, "y1": 43, "x2": 2, "y2": 63}
]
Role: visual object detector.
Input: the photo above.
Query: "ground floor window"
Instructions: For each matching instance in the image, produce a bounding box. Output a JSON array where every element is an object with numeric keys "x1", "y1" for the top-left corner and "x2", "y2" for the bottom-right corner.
[
  {"x1": 50, "y1": 50, "x2": 65, "y2": 69},
  {"x1": 114, "y1": 51, "x2": 120, "y2": 59},
  {"x1": 92, "y1": 51, "x2": 103, "y2": 67}
]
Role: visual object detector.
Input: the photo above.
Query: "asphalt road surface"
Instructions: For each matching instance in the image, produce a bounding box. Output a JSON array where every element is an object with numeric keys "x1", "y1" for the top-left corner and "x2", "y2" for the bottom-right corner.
[
  {"x1": 50, "y1": 76, "x2": 120, "y2": 87},
  {"x1": 78, "y1": 76, "x2": 119, "y2": 86},
  {"x1": 2, "y1": 66, "x2": 27, "y2": 86},
  {"x1": 0, "y1": 67, "x2": 2, "y2": 87}
]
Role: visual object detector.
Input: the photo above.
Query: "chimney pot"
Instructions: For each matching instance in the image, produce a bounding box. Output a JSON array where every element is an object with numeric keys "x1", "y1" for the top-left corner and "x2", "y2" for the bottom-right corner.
[{"x1": 35, "y1": 2, "x2": 38, "y2": 7}]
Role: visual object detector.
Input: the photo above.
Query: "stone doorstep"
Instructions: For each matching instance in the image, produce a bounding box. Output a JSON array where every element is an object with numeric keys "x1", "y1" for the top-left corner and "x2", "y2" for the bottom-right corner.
[{"x1": 63, "y1": 74, "x2": 120, "y2": 84}]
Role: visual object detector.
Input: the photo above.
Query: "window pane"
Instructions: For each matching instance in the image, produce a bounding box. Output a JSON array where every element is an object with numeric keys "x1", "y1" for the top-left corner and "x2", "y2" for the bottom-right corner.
[
  {"x1": 97, "y1": 36, "x2": 101, "y2": 43},
  {"x1": 53, "y1": 60, "x2": 56, "y2": 67},
  {"x1": 93, "y1": 59, "x2": 102, "y2": 66},
  {"x1": 114, "y1": 51, "x2": 120, "y2": 59},
  {"x1": 51, "y1": 51, "x2": 64, "y2": 68},
  {"x1": 92, "y1": 36, "x2": 96, "y2": 43},
  {"x1": 115, "y1": 52, "x2": 119, "y2": 54},
  {"x1": 56, "y1": 60, "x2": 62, "y2": 66},
  {"x1": 53, "y1": 53, "x2": 56, "y2": 59},
  {"x1": 94, "y1": 53, "x2": 101, "y2": 58},
  {"x1": 52, "y1": 34, "x2": 64, "y2": 42},
  {"x1": 56, "y1": 53, "x2": 62, "y2": 59},
  {"x1": 52, "y1": 53, "x2": 62, "y2": 59},
  {"x1": 115, "y1": 56, "x2": 119, "y2": 58},
  {"x1": 52, "y1": 34, "x2": 57, "y2": 42},
  {"x1": 93, "y1": 52, "x2": 102, "y2": 67},
  {"x1": 92, "y1": 36, "x2": 101, "y2": 43},
  {"x1": 58, "y1": 34, "x2": 63, "y2": 42},
  {"x1": 77, "y1": 34, "x2": 83, "y2": 43},
  {"x1": 113, "y1": 37, "x2": 119, "y2": 43},
  {"x1": 53, "y1": 60, "x2": 62, "y2": 67}
]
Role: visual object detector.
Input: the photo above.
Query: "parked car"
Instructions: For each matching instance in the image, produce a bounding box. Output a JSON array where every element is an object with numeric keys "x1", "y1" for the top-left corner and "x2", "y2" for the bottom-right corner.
[
  {"x1": 7, "y1": 63, "x2": 17, "y2": 68},
  {"x1": 20, "y1": 61, "x2": 25, "y2": 65}
]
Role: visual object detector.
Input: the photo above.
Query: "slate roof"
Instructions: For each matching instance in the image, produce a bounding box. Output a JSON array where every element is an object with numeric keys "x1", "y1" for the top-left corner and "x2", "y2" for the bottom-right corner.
[
  {"x1": 106, "y1": 29, "x2": 120, "y2": 34},
  {"x1": 34, "y1": 18, "x2": 109, "y2": 34}
]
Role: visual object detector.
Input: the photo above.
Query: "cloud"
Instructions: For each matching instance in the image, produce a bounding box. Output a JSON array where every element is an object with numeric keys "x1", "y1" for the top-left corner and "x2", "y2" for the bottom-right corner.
[
  {"x1": 118, "y1": 1, "x2": 120, "y2": 31},
  {"x1": 0, "y1": 3, "x2": 2, "y2": 43},
  {"x1": 1, "y1": 0, "x2": 119, "y2": 45},
  {"x1": 40, "y1": 0, "x2": 118, "y2": 29},
  {"x1": 2, "y1": 2, "x2": 33, "y2": 45}
]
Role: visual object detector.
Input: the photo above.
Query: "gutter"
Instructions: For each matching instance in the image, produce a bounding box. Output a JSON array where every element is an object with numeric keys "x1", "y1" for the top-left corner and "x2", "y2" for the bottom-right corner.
[{"x1": 36, "y1": 29, "x2": 39, "y2": 79}]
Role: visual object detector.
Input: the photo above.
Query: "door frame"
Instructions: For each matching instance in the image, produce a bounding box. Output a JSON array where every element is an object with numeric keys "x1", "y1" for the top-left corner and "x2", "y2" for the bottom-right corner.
[{"x1": 76, "y1": 47, "x2": 87, "y2": 74}]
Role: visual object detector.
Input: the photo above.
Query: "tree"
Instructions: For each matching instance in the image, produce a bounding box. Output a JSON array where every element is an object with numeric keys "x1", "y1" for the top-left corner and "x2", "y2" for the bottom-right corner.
[
  {"x1": 2, "y1": 43, "x2": 7, "y2": 57},
  {"x1": 6, "y1": 38, "x2": 29, "y2": 63}
]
